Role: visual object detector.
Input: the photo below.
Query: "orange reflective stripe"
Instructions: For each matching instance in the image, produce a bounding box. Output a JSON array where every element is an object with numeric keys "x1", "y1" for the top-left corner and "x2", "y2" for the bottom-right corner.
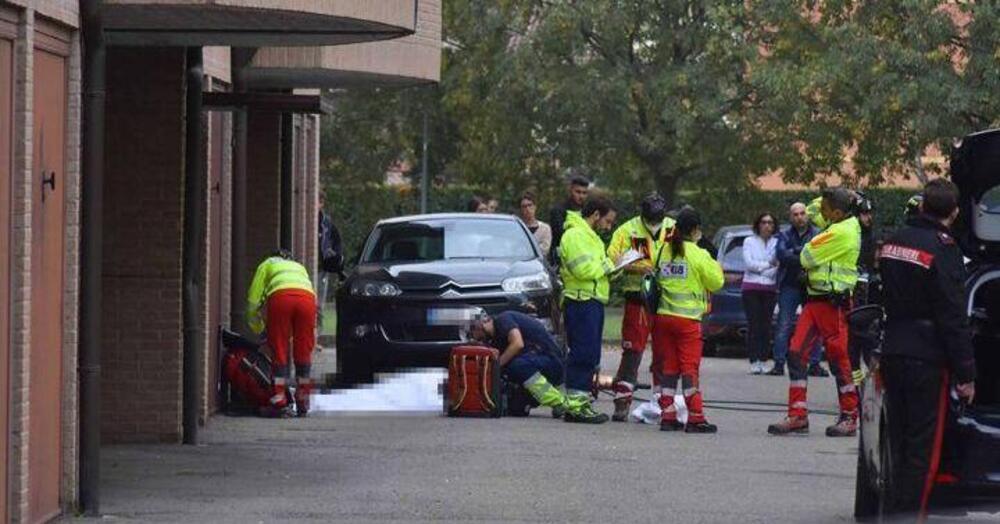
[{"x1": 810, "y1": 232, "x2": 834, "y2": 247}]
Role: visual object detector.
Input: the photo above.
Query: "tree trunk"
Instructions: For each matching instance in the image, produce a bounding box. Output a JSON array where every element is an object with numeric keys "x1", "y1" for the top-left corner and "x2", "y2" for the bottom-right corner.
[
  {"x1": 650, "y1": 163, "x2": 681, "y2": 208},
  {"x1": 914, "y1": 151, "x2": 928, "y2": 185}
]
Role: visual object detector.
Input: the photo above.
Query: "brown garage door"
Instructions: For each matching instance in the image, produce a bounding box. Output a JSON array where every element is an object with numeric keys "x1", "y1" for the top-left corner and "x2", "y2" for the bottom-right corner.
[
  {"x1": 29, "y1": 40, "x2": 67, "y2": 523},
  {"x1": 0, "y1": 26, "x2": 14, "y2": 524}
]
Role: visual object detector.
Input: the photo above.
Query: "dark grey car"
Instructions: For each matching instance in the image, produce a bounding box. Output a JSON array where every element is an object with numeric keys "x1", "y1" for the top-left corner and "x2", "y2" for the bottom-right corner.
[
  {"x1": 702, "y1": 225, "x2": 753, "y2": 354},
  {"x1": 335, "y1": 213, "x2": 562, "y2": 384}
]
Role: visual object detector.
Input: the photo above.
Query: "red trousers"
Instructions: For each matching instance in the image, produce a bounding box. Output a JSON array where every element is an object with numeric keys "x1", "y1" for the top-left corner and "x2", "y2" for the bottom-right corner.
[
  {"x1": 266, "y1": 289, "x2": 317, "y2": 408},
  {"x1": 787, "y1": 300, "x2": 858, "y2": 418},
  {"x1": 652, "y1": 314, "x2": 707, "y2": 424},
  {"x1": 622, "y1": 300, "x2": 653, "y2": 353}
]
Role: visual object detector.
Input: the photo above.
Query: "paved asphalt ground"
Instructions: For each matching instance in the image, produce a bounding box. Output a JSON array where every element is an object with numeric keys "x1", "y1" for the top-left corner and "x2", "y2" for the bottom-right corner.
[{"x1": 78, "y1": 348, "x2": 882, "y2": 524}]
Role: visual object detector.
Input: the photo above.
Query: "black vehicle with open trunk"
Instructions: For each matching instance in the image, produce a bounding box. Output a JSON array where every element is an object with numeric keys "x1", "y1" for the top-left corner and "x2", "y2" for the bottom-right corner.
[{"x1": 854, "y1": 129, "x2": 1000, "y2": 519}]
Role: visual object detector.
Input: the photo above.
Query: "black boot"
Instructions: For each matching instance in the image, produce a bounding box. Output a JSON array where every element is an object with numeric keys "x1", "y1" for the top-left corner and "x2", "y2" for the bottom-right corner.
[
  {"x1": 684, "y1": 421, "x2": 718, "y2": 434},
  {"x1": 766, "y1": 362, "x2": 785, "y2": 376},
  {"x1": 660, "y1": 419, "x2": 684, "y2": 432}
]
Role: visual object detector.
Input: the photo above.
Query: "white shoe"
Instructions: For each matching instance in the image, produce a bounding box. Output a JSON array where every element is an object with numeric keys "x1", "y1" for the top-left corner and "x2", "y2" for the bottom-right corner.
[{"x1": 748, "y1": 361, "x2": 761, "y2": 375}]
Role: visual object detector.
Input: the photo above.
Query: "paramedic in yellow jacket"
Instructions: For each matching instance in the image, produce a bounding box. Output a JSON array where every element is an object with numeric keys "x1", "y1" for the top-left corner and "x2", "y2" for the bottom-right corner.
[
  {"x1": 559, "y1": 195, "x2": 621, "y2": 424},
  {"x1": 805, "y1": 195, "x2": 828, "y2": 231},
  {"x1": 606, "y1": 193, "x2": 674, "y2": 422},
  {"x1": 768, "y1": 187, "x2": 861, "y2": 437},
  {"x1": 651, "y1": 208, "x2": 724, "y2": 433},
  {"x1": 247, "y1": 249, "x2": 317, "y2": 417}
]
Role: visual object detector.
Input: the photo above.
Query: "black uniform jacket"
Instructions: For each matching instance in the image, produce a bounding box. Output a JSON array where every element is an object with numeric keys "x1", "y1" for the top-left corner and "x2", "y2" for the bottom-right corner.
[{"x1": 878, "y1": 215, "x2": 976, "y2": 384}]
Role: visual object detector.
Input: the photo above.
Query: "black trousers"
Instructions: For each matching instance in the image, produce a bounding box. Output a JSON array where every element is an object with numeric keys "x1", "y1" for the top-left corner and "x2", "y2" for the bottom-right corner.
[
  {"x1": 742, "y1": 289, "x2": 777, "y2": 362},
  {"x1": 882, "y1": 356, "x2": 949, "y2": 515}
]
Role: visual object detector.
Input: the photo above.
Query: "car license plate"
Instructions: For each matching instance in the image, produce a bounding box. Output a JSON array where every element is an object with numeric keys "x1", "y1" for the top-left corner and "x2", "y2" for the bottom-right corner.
[{"x1": 426, "y1": 308, "x2": 477, "y2": 326}]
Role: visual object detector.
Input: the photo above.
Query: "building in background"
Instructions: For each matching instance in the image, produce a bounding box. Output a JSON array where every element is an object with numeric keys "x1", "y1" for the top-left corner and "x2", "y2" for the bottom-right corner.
[{"x1": 0, "y1": 1, "x2": 440, "y2": 522}]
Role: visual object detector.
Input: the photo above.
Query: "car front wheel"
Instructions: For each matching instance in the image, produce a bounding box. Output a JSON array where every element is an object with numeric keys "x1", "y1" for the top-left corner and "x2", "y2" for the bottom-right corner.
[
  {"x1": 703, "y1": 339, "x2": 719, "y2": 357},
  {"x1": 337, "y1": 347, "x2": 375, "y2": 386}
]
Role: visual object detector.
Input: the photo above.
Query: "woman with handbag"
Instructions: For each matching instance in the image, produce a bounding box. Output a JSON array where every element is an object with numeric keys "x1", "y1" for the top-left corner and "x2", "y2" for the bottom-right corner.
[{"x1": 651, "y1": 208, "x2": 724, "y2": 433}]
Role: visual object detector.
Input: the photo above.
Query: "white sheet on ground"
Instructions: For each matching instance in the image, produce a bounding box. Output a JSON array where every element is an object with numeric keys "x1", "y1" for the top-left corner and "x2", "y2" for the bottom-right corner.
[
  {"x1": 629, "y1": 393, "x2": 687, "y2": 424},
  {"x1": 311, "y1": 369, "x2": 447, "y2": 412}
]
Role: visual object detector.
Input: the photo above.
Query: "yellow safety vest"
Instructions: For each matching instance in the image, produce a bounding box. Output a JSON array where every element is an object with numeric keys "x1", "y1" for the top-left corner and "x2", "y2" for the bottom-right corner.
[
  {"x1": 247, "y1": 256, "x2": 315, "y2": 333},
  {"x1": 559, "y1": 212, "x2": 615, "y2": 304},
  {"x1": 800, "y1": 216, "x2": 861, "y2": 296},
  {"x1": 607, "y1": 215, "x2": 675, "y2": 293},
  {"x1": 806, "y1": 196, "x2": 829, "y2": 231},
  {"x1": 654, "y1": 240, "x2": 724, "y2": 320}
]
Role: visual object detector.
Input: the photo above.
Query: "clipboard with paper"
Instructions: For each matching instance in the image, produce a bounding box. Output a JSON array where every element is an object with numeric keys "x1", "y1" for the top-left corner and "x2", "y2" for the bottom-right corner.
[{"x1": 614, "y1": 249, "x2": 645, "y2": 272}]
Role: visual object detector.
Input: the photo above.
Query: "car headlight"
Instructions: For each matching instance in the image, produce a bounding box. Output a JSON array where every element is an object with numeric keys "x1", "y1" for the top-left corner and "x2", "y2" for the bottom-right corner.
[
  {"x1": 502, "y1": 273, "x2": 552, "y2": 293},
  {"x1": 349, "y1": 280, "x2": 402, "y2": 297}
]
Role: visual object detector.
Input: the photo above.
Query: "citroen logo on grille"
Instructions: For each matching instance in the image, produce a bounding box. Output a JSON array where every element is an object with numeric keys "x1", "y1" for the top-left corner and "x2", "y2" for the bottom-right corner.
[{"x1": 440, "y1": 289, "x2": 461, "y2": 298}]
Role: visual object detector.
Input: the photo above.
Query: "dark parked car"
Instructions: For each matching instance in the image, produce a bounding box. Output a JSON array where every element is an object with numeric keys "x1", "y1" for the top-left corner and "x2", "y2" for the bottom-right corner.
[
  {"x1": 702, "y1": 225, "x2": 753, "y2": 354},
  {"x1": 335, "y1": 213, "x2": 562, "y2": 384},
  {"x1": 855, "y1": 129, "x2": 1000, "y2": 519}
]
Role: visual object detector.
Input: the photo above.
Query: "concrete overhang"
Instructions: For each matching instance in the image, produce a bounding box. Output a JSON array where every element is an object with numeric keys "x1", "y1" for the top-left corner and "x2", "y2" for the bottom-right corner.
[
  {"x1": 242, "y1": 0, "x2": 441, "y2": 89},
  {"x1": 103, "y1": 0, "x2": 418, "y2": 47}
]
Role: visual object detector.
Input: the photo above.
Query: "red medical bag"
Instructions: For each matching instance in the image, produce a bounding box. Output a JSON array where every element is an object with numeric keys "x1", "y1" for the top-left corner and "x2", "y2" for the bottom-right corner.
[{"x1": 445, "y1": 346, "x2": 502, "y2": 417}]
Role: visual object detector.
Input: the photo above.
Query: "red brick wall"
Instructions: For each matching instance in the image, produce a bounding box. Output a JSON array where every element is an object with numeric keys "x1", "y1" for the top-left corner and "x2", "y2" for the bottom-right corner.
[
  {"x1": 101, "y1": 47, "x2": 185, "y2": 443},
  {"x1": 245, "y1": 110, "x2": 281, "y2": 276}
]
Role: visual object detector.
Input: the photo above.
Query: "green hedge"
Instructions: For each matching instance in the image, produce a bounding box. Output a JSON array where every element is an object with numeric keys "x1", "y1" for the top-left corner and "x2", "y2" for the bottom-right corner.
[{"x1": 325, "y1": 184, "x2": 915, "y2": 265}]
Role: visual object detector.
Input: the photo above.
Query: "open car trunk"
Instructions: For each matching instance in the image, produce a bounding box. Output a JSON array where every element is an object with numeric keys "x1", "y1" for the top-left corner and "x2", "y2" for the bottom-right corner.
[
  {"x1": 954, "y1": 128, "x2": 1000, "y2": 410},
  {"x1": 928, "y1": 129, "x2": 1000, "y2": 496},
  {"x1": 969, "y1": 274, "x2": 1000, "y2": 410},
  {"x1": 952, "y1": 128, "x2": 1000, "y2": 262}
]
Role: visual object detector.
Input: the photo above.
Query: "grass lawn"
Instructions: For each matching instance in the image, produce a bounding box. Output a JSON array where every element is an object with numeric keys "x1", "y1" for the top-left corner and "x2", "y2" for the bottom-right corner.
[
  {"x1": 602, "y1": 306, "x2": 624, "y2": 342},
  {"x1": 321, "y1": 307, "x2": 337, "y2": 336},
  {"x1": 322, "y1": 305, "x2": 623, "y2": 341}
]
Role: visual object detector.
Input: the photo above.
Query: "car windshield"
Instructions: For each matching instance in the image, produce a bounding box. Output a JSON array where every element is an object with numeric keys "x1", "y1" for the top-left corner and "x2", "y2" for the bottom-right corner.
[
  {"x1": 720, "y1": 234, "x2": 748, "y2": 272},
  {"x1": 363, "y1": 218, "x2": 536, "y2": 263}
]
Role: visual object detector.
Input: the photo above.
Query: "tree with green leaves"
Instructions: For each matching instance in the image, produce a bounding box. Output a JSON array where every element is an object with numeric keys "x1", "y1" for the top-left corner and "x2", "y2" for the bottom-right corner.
[
  {"x1": 320, "y1": 1, "x2": 1000, "y2": 213},
  {"x1": 515, "y1": 1, "x2": 773, "y2": 204},
  {"x1": 745, "y1": 1, "x2": 1000, "y2": 187}
]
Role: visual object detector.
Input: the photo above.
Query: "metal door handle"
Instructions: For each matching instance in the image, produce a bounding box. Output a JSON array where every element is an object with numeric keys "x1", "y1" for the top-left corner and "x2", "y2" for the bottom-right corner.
[{"x1": 41, "y1": 171, "x2": 56, "y2": 202}]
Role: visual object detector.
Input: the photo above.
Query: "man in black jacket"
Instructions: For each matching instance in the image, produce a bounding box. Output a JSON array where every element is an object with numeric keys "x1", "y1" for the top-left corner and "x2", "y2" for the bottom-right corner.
[
  {"x1": 856, "y1": 195, "x2": 878, "y2": 277},
  {"x1": 548, "y1": 173, "x2": 590, "y2": 266},
  {"x1": 878, "y1": 178, "x2": 976, "y2": 516}
]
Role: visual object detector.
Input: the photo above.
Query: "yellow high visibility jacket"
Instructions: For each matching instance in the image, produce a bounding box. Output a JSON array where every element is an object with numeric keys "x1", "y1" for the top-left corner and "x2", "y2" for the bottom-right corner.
[
  {"x1": 800, "y1": 216, "x2": 861, "y2": 296},
  {"x1": 607, "y1": 215, "x2": 675, "y2": 293},
  {"x1": 247, "y1": 256, "x2": 315, "y2": 334},
  {"x1": 806, "y1": 196, "x2": 828, "y2": 231},
  {"x1": 559, "y1": 211, "x2": 615, "y2": 304},
  {"x1": 654, "y1": 240, "x2": 724, "y2": 320}
]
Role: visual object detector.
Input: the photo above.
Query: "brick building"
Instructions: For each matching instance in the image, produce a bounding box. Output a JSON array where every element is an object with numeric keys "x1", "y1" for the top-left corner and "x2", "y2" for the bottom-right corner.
[{"x1": 0, "y1": 1, "x2": 441, "y2": 522}]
